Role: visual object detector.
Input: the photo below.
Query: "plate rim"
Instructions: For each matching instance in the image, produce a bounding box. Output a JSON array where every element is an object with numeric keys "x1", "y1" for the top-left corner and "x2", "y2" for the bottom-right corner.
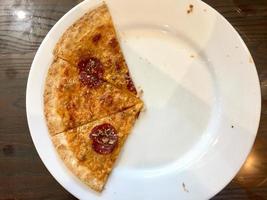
[
  {"x1": 26, "y1": 0, "x2": 261, "y2": 199},
  {"x1": 199, "y1": 1, "x2": 261, "y2": 199}
]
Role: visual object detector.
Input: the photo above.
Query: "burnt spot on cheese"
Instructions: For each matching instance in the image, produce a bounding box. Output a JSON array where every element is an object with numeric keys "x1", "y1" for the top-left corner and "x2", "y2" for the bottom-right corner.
[
  {"x1": 92, "y1": 33, "x2": 102, "y2": 44},
  {"x1": 115, "y1": 60, "x2": 122, "y2": 71},
  {"x1": 125, "y1": 72, "x2": 137, "y2": 94},
  {"x1": 109, "y1": 37, "x2": 119, "y2": 49}
]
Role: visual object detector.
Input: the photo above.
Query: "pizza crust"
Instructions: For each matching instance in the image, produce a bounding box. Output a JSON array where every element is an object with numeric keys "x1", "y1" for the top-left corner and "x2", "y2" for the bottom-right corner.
[
  {"x1": 44, "y1": 59, "x2": 67, "y2": 134},
  {"x1": 52, "y1": 132, "x2": 104, "y2": 191},
  {"x1": 54, "y1": 3, "x2": 109, "y2": 58}
]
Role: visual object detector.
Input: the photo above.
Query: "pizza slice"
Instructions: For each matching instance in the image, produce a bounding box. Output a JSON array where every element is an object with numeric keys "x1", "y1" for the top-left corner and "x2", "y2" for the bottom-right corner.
[
  {"x1": 52, "y1": 103, "x2": 143, "y2": 192},
  {"x1": 44, "y1": 58, "x2": 142, "y2": 135},
  {"x1": 54, "y1": 3, "x2": 138, "y2": 94},
  {"x1": 53, "y1": 3, "x2": 109, "y2": 48}
]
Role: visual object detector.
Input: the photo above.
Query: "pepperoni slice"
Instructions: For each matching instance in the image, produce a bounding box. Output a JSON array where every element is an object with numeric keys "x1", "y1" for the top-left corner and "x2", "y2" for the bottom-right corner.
[
  {"x1": 78, "y1": 57, "x2": 104, "y2": 88},
  {"x1": 91, "y1": 141, "x2": 115, "y2": 155},
  {"x1": 89, "y1": 123, "x2": 118, "y2": 155},
  {"x1": 79, "y1": 71, "x2": 103, "y2": 88},
  {"x1": 78, "y1": 57, "x2": 104, "y2": 77}
]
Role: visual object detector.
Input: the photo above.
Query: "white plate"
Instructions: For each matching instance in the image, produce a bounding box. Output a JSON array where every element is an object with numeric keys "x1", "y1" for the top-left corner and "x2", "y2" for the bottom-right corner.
[{"x1": 26, "y1": 0, "x2": 261, "y2": 199}]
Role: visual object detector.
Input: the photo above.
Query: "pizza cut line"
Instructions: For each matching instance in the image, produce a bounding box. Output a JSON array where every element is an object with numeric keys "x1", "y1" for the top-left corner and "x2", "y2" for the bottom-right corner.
[
  {"x1": 44, "y1": 58, "x2": 142, "y2": 135},
  {"x1": 52, "y1": 103, "x2": 142, "y2": 191},
  {"x1": 44, "y1": 2, "x2": 144, "y2": 192}
]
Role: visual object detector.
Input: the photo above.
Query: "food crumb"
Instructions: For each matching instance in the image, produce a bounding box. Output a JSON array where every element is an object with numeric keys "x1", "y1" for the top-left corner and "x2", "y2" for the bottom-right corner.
[
  {"x1": 190, "y1": 54, "x2": 195, "y2": 58},
  {"x1": 138, "y1": 89, "x2": 144, "y2": 97},
  {"x1": 182, "y1": 182, "x2": 189, "y2": 192},
  {"x1": 231, "y1": 125, "x2": 234, "y2": 128},
  {"x1": 141, "y1": 104, "x2": 147, "y2": 113},
  {"x1": 187, "y1": 4, "x2": 194, "y2": 14}
]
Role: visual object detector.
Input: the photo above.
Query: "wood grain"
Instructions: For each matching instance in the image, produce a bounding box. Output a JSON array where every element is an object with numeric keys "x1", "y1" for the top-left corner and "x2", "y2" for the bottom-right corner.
[{"x1": 0, "y1": 0, "x2": 266, "y2": 199}]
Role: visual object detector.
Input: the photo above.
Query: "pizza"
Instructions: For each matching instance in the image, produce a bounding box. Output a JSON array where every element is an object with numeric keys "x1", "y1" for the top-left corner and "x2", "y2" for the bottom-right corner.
[
  {"x1": 54, "y1": 3, "x2": 137, "y2": 94},
  {"x1": 44, "y1": 58, "x2": 141, "y2": 135},
  {"x1": 52, "y1": 104, "x2": 142, "y2": 191},
  {"x1": 44, "y1": 2, "x2": 143, "y2": 192}
]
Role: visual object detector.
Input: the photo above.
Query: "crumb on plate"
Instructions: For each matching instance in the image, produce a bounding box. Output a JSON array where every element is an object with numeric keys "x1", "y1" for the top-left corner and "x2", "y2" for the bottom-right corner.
[
  {"x1": 182, "y1": 182, "x2": 189, "y2": 192},
  {"x1": 187, "y1": 4, "x2": 194, "y2": 14}
]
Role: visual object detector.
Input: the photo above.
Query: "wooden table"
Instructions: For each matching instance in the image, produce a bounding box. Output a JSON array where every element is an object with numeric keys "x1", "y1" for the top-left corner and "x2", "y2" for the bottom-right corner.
[{"x1": 0, "y1": 0, "x2": 266, "y2": 199}]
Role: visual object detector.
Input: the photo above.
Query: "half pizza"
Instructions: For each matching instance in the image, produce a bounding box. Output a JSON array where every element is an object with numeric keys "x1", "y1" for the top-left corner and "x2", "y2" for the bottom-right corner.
[
  {"x1": 44, "y1": 2, "x2": 144, "y2": 193},
  {"x1": 52, "y1": 103, "x2": 143, "y2": 192}
]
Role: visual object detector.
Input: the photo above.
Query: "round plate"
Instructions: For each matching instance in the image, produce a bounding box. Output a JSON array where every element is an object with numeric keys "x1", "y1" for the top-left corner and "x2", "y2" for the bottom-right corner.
[{"x1": 26, "y1": 0, "x2": 261, "y2": 199}]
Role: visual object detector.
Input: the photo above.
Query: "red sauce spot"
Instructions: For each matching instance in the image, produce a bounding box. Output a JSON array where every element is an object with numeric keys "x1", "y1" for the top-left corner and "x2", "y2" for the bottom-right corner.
[
  {"x1": 68, "y1": 114, "x2": 75, "y2": 127},
  {"x1": 125, "y1": 72, "x2": 137, "y2": 94},
  {"x1": 115, "y1": 60, "x2": 122, "y2": 71},
  {"x1": 90, "y1": 123, "x2": 118, "y2": 154},
  {"x1": 92, "y1": 33, "x2": 102, "y2": 44},
  {"x1": 109, "y1": 38, "x2": 119, "y2": 49},
  {"x1": 63, "y1": 69, "x2": 69, "y2": 76},
  {"x1": 78, "y1": 57, "x2": 104, "y2": 88}
]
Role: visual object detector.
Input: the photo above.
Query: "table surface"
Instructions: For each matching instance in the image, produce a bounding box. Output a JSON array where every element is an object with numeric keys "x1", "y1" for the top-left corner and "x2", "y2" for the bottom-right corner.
[{"x1": 0, "y1": 0, "x2": 267, "y2": 199}]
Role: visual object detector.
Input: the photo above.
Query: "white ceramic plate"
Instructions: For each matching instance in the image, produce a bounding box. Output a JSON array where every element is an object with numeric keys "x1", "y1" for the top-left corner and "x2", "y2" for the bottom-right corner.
[{"x1": 26, "y1": 0, "x2": 261, "y2": 199}]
